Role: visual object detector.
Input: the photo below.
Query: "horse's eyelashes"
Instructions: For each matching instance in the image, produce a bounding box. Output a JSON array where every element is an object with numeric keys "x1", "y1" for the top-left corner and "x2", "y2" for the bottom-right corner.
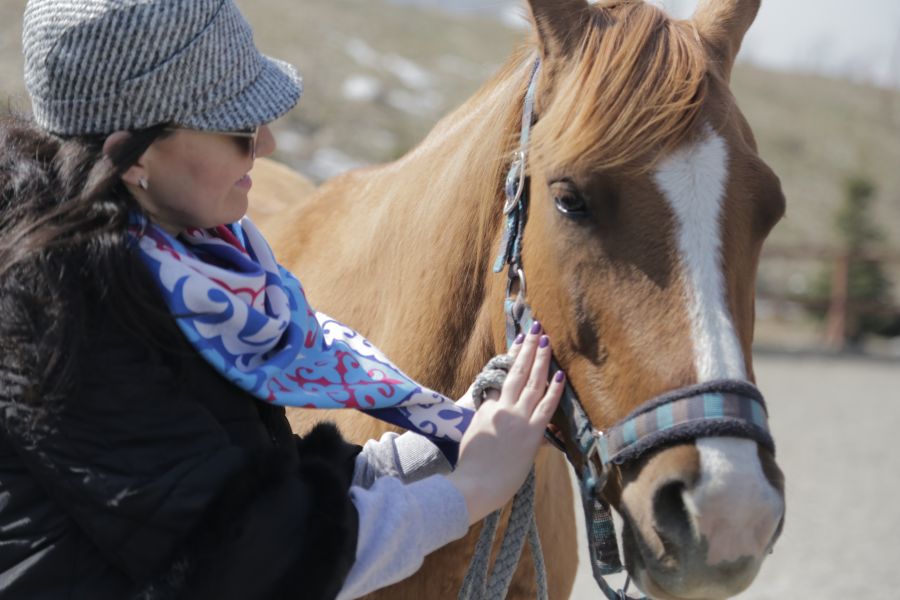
[{"x1": 550, "y1": 179, "x2": 589, "y2": 217}]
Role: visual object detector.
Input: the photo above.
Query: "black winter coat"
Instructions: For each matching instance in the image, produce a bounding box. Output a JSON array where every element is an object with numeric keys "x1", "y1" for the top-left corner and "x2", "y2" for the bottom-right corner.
[{"x1": 0, "y1": 270, "x2": 361, "y2": 599}]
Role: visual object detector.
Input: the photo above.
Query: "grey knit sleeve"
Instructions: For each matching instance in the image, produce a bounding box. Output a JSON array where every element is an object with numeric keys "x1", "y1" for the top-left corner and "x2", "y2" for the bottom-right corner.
[
  {"x1": 352, "y1": 432, "x2": 452, "y2": 489},
  {"x1": 337, "y1": 475, "x2": 470, "y2": 600}
]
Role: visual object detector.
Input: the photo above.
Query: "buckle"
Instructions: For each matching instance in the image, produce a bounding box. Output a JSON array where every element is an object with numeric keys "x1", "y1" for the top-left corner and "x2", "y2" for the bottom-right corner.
[
  {"x1": 583, "y1": 433, "x2": 609, "y2": 494},
  {"x1": 506, "y1": 266, "x2": 527, "y2": 300},
  {"x1": 503, "y1": 151, "x2": 527, "y2": 214}
]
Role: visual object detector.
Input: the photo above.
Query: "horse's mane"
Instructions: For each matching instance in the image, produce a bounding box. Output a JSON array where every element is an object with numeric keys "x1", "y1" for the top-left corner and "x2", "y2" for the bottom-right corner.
[{"x1": 531, "y1": 0, "x2": 709, "y2": 174}]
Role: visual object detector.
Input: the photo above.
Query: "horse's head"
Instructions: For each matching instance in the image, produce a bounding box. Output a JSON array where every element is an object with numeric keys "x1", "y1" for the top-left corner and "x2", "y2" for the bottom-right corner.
[{"x1": 515, "y1": 1, "x2": 786, "y2": 597}]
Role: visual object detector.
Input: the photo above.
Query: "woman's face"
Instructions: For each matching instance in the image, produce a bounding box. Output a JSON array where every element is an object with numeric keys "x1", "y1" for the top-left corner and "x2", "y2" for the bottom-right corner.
[{"x1": 126, "y1": 124, "x2": 276, "y2": 235}]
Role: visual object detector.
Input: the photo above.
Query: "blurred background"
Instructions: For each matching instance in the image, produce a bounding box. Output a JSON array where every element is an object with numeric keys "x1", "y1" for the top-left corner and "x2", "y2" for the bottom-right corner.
[{"x1": 2, "y1": 0, "x2": 898, "y2": 598}]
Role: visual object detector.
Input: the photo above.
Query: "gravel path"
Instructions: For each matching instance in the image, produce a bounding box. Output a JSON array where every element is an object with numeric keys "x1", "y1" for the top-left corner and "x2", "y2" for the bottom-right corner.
[{"x1": 568, "y1": 352, "x2": 900, "y2": 599}]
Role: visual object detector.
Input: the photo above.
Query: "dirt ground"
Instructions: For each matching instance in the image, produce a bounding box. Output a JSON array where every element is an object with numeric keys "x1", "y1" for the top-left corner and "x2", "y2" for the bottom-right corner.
[{"x1": 567, "y1": 351, "x2": 900, "y2": 599}]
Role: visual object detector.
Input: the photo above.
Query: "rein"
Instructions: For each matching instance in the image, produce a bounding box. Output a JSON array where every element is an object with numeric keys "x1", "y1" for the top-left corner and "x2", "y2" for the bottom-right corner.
[{"x1": 492, "y1": 57, "x2": 775, "y2": 600}]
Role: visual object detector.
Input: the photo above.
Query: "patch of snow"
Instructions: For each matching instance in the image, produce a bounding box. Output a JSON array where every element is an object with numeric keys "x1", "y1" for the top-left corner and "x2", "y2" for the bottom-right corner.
[
  {"x1": 342, "y1": 75, "x2": 384, "y2": 102},
  {"x1": 343, "y1": 39, "x2": 434, "y2": 92},
  {"x1": 344, "y1": 38, "x2": 380, "y2": 69},
  {"x1": 382, "y1": 54, "x2": 434, "y2": 90}
]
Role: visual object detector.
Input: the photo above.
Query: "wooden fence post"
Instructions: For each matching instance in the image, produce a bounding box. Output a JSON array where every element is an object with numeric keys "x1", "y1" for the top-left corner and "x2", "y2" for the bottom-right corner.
[{"x1": 824, "y1": 252, "x2": 850, "y2": 350}]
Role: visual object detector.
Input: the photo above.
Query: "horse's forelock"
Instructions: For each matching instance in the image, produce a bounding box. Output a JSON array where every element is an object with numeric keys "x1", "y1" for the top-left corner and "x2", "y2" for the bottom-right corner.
[{"x1": 530, "y1": 1, "x2": 709, "y2": 175}]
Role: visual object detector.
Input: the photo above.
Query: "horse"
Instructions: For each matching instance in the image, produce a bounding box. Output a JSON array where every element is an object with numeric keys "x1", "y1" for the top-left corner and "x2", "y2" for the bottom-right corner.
[{"x1": 253, "y1": 1, "x2": 787, "y2": 598}]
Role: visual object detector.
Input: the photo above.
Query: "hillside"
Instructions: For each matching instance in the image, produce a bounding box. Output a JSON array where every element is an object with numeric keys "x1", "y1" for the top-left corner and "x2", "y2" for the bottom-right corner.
[{"x1": 2, "y1": 0, "x2": 898, "y2": 307}]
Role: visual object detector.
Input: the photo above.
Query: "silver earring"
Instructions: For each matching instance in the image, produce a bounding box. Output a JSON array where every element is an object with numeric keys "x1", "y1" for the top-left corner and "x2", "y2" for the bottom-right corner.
[{"x1": 138, "y1": 178, "x2": 149, "y2": 190}]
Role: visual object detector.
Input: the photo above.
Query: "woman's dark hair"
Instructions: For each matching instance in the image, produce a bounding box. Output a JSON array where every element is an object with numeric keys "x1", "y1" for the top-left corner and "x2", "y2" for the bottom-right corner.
[{"x1": 0, "y1": 112, "x2": 177, "y2": 408}]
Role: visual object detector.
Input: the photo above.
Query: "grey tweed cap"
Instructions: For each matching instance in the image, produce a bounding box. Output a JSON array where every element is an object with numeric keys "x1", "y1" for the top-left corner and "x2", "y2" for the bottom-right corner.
[{"x1": 23, "y1": 0, "x2": 303, "y2": 136}]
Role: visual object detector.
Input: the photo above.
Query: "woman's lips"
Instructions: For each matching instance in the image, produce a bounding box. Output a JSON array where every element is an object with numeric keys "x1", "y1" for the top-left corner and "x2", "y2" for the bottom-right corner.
[{"x1": 235, "y1": 173, "x2": 252, "y2": 190}]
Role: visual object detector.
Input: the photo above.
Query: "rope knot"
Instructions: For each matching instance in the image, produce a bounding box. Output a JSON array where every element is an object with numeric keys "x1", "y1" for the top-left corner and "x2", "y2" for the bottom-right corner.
[{"x1": 470, "y1": 353, "x2": 515, "y2": 408}]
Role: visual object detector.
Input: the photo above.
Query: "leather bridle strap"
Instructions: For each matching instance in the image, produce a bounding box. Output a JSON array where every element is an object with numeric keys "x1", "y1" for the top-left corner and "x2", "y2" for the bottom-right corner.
[
  {"x1": 504, "y1": 301, "x2": 638, "y2": 600},
  {"x1": 493, "y1": 57, "x2": 641, "y2": 599}
]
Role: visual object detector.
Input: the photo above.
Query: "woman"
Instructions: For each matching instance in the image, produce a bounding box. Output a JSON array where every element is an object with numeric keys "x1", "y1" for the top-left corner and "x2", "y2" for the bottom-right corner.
[{"x1": 0, "y1": 1, "x2": 564, "y2": 598}]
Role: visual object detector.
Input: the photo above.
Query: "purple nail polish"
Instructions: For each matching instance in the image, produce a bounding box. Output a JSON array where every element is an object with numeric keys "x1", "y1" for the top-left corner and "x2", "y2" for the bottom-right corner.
[
  {"x1": 514, "y1": 333, "x2": 525, "y2": 345},
  {"x1": 530, "y1": 321, "x2": 541, "y2": 335},
  {"x1": 539, "y1": 335, "x2": 550, "y2": 348},
  {"x1": 554, "y1": 370, "x2": 565, "y2": 383}
]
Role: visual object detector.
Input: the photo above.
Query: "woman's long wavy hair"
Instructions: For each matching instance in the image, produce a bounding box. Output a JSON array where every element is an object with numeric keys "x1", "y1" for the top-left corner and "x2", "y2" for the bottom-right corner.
[{"x1": 0, "y1": 112, "x2": 177, "y2": 407}]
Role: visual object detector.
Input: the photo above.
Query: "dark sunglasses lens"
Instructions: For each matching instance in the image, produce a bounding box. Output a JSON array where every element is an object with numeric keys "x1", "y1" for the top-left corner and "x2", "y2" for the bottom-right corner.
[
  {"x1": 227, "y1": 132, "x2": 254, "y2": 156},
  {"x1": 235, "y1": 136, "x2": 253, "y2": 155}
]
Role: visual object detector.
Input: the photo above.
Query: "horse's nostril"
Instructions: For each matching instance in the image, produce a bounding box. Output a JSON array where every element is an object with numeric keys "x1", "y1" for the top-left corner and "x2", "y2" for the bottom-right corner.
[{"x1": 652, "y1": 481, "x2": 695, "y2": 551}]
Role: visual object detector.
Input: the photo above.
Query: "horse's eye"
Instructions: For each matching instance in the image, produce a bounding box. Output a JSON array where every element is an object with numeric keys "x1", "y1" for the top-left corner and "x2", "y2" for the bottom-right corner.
[{"x1": 551, "y1": 180, "x2": 588, "y2": 216}]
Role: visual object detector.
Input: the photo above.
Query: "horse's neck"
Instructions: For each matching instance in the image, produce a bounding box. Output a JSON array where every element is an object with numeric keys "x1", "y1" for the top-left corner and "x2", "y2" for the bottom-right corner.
[{"x1": 289, "y1": 57, "x2": 530, "y2": 396}]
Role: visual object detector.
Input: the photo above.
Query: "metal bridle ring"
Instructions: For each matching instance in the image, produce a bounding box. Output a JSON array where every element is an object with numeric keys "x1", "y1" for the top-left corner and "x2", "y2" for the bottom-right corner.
[
  {"x1": 506, "y1": 267, "x2": 527, "y2": 300},
  {"x1": 502, "y1": 151, "x2": 527, "y2": 215}
]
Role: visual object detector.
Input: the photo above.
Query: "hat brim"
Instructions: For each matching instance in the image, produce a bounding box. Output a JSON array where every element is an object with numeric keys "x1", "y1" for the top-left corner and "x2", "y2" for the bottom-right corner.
[{"x1": 181, "y1": 55, "x2": 303, "y2": 131}]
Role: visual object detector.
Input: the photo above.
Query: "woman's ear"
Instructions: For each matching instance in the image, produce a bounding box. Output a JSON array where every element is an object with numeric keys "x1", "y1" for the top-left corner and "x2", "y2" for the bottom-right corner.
[
  {"x1": 102, "y1": 130, "x2": 130, "y2": 158},
  {"x1": 103, "y1": 130, "x2": 147, "y2": 188}
]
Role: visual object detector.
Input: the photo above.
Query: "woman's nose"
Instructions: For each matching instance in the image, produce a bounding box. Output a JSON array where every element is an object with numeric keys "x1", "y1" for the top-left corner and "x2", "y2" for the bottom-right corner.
[{"x1": 255, "y1": 124, "x2": 277, "y2": 158}]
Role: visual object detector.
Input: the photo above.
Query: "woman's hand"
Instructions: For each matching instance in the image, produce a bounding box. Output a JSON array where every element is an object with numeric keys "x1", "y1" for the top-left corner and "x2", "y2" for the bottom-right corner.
[
  {"x1": 447, "y1": 323, "x2": 565, "y2": 524},
  {"x1": 454, "y1": 340, "x2": 524, "y2": 410}
]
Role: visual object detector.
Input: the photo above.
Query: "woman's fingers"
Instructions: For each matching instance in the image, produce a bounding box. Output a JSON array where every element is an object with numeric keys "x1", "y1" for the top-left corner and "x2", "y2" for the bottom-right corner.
[
  {"x1": 501, "y1": 321, "x2": 543, "y2": 404},
  {"x1": 531, "y1": 369, "x2": 565, "y2": 427},
  {"x1": 507, "y1": 332, "x2": 525, "y2": 359},
  {"x1": 504, "y1": 322, "x2": 557, "y2": 414},
  {"x1": 449, "y1": 322, "x2": 568, "y2": 524},
  {"x1": 520, "y1": 334, "x2": 553, "y2": 412}
]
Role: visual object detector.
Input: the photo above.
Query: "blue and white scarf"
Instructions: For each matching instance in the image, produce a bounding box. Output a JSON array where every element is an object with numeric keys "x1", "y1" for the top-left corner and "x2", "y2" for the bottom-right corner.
[{"x1": 130, "y1": 215, "x2": 472, "y2": 461}]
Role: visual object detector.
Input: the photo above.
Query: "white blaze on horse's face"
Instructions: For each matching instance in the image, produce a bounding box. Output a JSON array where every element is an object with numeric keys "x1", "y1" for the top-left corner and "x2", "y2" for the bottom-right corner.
[
  {"x1": 653, "y1": 129, "x2": 744, "y2": 384},
  {"x1": 653, "y1": 129, "x2": 785, "y2": 567}
]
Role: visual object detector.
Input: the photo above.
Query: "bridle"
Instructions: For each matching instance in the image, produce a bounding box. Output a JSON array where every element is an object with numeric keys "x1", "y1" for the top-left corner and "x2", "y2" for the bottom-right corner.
[{"x1": 494, "y1": 58, "x2": 776, "y2": 600}]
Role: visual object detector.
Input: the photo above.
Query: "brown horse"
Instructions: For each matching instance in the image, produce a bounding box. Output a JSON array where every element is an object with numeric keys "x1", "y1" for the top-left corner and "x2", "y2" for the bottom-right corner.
[{"x1": 255, "y1": 1, "x2": 786, "y2": 598}]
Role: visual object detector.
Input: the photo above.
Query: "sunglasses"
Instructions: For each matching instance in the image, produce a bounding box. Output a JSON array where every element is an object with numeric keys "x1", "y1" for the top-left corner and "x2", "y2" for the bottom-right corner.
[{"x1": 165, "y1": 126, "x2": 259, "y2": 158}]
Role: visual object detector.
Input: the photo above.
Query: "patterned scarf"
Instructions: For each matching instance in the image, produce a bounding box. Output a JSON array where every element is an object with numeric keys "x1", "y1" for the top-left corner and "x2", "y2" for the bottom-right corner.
[{"x1": 130, "y1": 215, "x2": 472, "y2": 461}]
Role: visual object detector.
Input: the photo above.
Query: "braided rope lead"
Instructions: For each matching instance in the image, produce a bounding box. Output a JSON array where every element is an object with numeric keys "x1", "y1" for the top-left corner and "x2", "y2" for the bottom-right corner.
[
  {"x1": 527, "y1": 510, "x2": 549, "y2": 600},
  {"x1": 469, "y1": 355, "x2": 515, "y2": 408},
  {"x1": 484, "y1": 468, "x2": 539, "y2": 599},
  {"x1": 458, "y1": 468, "x2": 548, "y2": 600},
  {"x1": 459, "y1": 353, "x2": 549, "y2": 600},
  {"x1": 459, "y1": 510, "x2": 502, "y2": 599}
]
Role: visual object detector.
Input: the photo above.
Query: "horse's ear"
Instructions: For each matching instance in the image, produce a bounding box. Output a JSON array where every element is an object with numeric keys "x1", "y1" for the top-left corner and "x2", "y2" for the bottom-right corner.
[
  {"x1": 692, "y1": 0, "x2": 761, "y2": 79},
  {"x1": 526, "y1": 0, "x2": 591, "y2": 60}
]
